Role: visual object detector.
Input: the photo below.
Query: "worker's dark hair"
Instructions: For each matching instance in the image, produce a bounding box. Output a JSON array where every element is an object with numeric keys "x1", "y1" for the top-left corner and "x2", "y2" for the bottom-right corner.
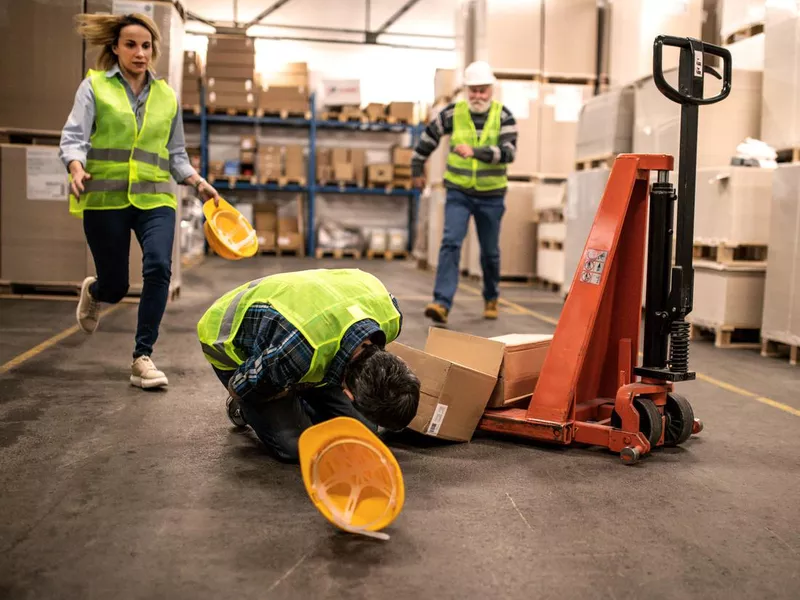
[{"x1": 344, "y1": 344, "x2": 420, "y2": 431}]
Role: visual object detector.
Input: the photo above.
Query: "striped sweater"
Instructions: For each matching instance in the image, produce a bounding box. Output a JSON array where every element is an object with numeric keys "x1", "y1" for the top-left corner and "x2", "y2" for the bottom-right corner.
[{"x1": 412, "y1": 102, "x2": 518, "y2": 197}]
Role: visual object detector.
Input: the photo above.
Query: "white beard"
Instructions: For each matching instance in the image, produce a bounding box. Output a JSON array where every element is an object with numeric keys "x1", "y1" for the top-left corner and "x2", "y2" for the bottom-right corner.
[{"x1": 468, "y1": 98, "x2": 491, "y2": 113}]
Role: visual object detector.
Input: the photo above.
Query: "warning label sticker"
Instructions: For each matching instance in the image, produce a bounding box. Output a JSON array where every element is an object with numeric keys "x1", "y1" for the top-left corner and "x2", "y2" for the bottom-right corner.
[{"x1": 579, "y1": 248, "x2": 608, "y2": 286}]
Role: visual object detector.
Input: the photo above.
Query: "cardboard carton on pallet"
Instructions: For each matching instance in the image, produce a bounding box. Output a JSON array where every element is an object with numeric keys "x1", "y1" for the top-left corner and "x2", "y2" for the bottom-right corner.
[{"x1": 367, "y1": 164, "x2": 394, "y2": 186}]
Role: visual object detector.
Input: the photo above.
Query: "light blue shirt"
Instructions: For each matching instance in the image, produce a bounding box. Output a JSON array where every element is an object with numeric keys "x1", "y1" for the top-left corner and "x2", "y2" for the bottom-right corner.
[{"x1": 59, "y1": 65, "x2": 196, "y2": 183}]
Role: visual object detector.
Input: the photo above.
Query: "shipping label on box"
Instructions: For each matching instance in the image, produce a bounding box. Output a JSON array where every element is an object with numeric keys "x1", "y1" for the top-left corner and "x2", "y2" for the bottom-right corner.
[
  {"x1": 322, "y1": 79, "x2": 361, "y2": 106},
  {"x1": 388, "y1": 329, "x2": 505, "y2": 442},
  {"x1": 25, "y1": 147, "x2": 68, "y2": 201},
  {"x1": 486, "y1": 334, "x2": 553, "y2": 407}
]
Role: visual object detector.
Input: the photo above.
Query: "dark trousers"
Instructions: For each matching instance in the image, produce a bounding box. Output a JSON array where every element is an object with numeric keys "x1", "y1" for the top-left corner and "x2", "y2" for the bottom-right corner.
[
  {"x1": 433, "y1": 188, "x2": 506, "y2": 310},
  {"x1": 213, "y1": 368, "x2": 376, "y2": 463},
  {"x1": 84, "y1": 206, "x2": 175, "y2": 358}
]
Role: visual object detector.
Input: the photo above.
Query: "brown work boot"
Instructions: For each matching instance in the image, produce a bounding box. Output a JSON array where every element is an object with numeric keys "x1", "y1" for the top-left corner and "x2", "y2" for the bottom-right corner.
[
  {"x1": 424, "y1": 302, "x2": 449, "y2": 324},
  {"x1": 484, "y1": 300, "x2": 499, "y2": 320}
]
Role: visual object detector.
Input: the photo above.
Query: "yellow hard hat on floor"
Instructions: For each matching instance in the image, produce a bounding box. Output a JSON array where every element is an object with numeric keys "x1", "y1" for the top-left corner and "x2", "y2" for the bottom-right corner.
[
  {"x1": 202, "y1": 198, "x2": 258, "y2": 260},
  {"x1": 298, "y1": 417, "x2": 405, "y2": 541}
]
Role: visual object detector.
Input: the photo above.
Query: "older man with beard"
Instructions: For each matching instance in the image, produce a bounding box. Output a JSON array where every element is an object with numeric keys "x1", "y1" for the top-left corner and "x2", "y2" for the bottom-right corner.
[{"x1": 411, "y1": 61, "x2": 518, "y2": 325}]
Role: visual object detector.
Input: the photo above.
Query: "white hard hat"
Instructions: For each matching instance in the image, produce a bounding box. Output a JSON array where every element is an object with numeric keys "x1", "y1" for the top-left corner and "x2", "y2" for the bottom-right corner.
[{"x1": 464, "y1": 61, "x2": 496, "y2": 86}]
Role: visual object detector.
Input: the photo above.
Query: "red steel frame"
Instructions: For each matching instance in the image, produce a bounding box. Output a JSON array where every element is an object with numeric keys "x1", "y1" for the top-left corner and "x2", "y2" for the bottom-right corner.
[{"x1": 478, "y1": 154, "x2": 692, "y2": 462}]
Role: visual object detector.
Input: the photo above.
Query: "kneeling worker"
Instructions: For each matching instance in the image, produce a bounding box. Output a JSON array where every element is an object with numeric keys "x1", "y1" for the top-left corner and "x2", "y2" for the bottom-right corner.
[{"x1": 196, "y1": 268, "x2": 421, "y2": 463}]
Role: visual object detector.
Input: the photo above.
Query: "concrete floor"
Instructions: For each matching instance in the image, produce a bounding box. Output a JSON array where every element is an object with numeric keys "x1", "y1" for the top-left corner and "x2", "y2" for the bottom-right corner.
[{"x1": 1, "y1": 256, "x2": 798, "y2": 600}]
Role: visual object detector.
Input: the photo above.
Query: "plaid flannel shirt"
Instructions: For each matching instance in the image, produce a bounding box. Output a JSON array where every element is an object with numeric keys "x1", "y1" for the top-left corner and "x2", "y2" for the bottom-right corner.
[{"x1": 228, "y1": 296, "x2": 402, "y2": 400}]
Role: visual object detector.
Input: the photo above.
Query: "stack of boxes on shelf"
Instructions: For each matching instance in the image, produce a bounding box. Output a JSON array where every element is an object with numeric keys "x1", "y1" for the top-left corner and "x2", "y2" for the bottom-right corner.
[
  {"x1": 260, "y1": 62, "x2": 310, "y2": 117},
  {"x1": 392, "y1": 146, "x2": 414, "y2": 189},
  {"x1": 247, "y1": 196, "x2": 305, "y2": 256},
  {"x1": 0, "y1": 0, "x2": 185, "y2": 296},
  {"x1": 205, "y1": 36, "x2": 257, "y2": 114},
  {"x1": 319, "y1": 79, "x2": 363, "y2": 121},
  {"x1": 316, "y1": 148, "x2": 366, "y2": 186},
  {"x1": 182, "y1": 51, "x2": 202, "y2": 111}
]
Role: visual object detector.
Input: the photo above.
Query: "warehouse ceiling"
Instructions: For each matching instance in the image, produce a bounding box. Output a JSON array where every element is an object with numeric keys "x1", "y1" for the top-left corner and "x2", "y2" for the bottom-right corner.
[{"x1": 181, "y1": 0, "x2": 457, "y2": 47}]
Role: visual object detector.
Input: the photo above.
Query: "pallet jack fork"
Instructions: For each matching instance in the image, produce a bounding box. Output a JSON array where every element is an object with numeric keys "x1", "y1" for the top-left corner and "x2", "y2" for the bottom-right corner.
[{"x1": 479, "y1": 36, "x2": 733, "y2": 464}]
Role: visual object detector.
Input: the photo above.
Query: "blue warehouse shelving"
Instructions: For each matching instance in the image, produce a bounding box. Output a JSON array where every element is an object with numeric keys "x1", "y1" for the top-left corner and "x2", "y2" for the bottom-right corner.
[{"x1": 183, "y1": 89, "x2": 424, "y2": 257}]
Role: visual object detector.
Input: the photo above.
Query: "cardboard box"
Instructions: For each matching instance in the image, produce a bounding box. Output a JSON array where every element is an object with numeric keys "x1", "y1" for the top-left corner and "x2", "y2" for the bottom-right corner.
[
  {"x1": 538, "y1": 83, "x2": 593, "y2": 176},
  {"x1": 486, "y1": 0, "x2": 543, "y2": 74},
  {"x1": 183, "y1": 61, "x2": 201, "y2": 79},
  {"x1": 277, "y1": 216, "x2": 303, "y2": 251},
  {"x1": 284, "y1": 145, "x2": 305, "y2": 180},
  {"x1": 434, "y1": 69, "x2": 458, "y2": 101},
  {"x1": 0, "y1": 145, "x2": 86, "y2": 282},
  {"x1": 762, "y1": 8, "x2": 800, "y2": 150},
  {"x1": 487, "y1": 334, "x2": 553, "y2": 407},
  {"x1": 206, "y1": 78, "x2": 255, "y2": 93},
  {"x1": 321, "y1": 79, "x2": 361, "y2": 106},
  {"x1": 542, "y1": 0, "x2": 597, "y2": 78},
  {"x1": 254, "y1": 204, "x2": 277, "y2": 230},
  {"x1": 206, "y1": 50, "x2": 255, "y2": 69},
  {"x1": 575, "y1": 87, "x2": 635, "y2": 161},
  {"x1": 496, "y1": 80, "x2": 540, "y2": 177},
  {"x1": 367, "y1": 164, "x2": 393, "y2": 184},
  {"x1": 720, "y1": 0, "x2": 767, "y2": 40},
  {"x1": 388, "y1": 329, "x2": 505, "y2": 442},
  {"x1": 387, "y1": 229, "x2": 407, "y2": 252},
  {"x1": 259, "y1": 87, "x2": 308, "y2": 114},
  {"x1": 364, "y1": 103, "x2": 386, "y2": 121},
  {"x1": 695, "y1": 167, "x2": 775, "y2": 247},
  {"x1": 392, "y1": 146, "x2": 414, "y2": 166},
  {"x1": 388, "y1": 102, "x2": 415, "y2": 123},
  {"x1": 689, "y1": 261, "x2": 767, "y2": 329},
  {"x1": 369, "y1": 230, "x2": 388, "y2": 251},
  {"x1": 334, "y1": 162, "x2": 355, "y2": 182},
  {"x1": 761, "y1": 164, "x2": 800, "y2": 345},
  {"x1": 206, "y1": 65, "x2": 255, "y2": 80},
  {"x1": 207, "y1": 91, "x2": 256, "y2": 110},
  {"x1": 263, "y1": 73, "x2": 309, "y2": 88},
  {"x1": 332, "y1": 148, "x2": 350, "y2": 165},
  {"x1": 350, "y1": 149, "x2": 366, "y2": 186},
  {"x1": 208, "y1": 36, "x2": 255, "y2": 53}
]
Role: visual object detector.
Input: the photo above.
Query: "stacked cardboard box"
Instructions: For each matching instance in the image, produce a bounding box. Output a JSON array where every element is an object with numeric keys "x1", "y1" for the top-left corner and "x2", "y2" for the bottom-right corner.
[
  {"x1": 320, "y1": 148, "x2": 365, "y2": 185},
  {"x1": 387, "y1": 102, "x2": 416, "y2": 124},
  {"x1": 761, "y1": 164, "x2": 800, "y2": 353},
  {"x1": 367, "y1": 164, "x2": 394, "y2": 187},
  {"x1": 260, "y1": 62, "x2": 309, "y2": 116},
  {"x1": 392, "y1": 146, "x2": 414, "y2": 188},
  {"x1": 240, "y1": 136, "x2": 257, "y2": 177},
  {"x1": 284, "y1": 145, "x2": 306, "y2": 183},
  {"x1": 538, "y1": 84, "x2": 594, "y2": 177},
  {"x1": 762, "y1": 6, "x2": 800, "y2": 153},
  {"x1": 364, "y1": 103, "x2": 387, "y2": 122},
  {"x1": 316, "y1": 148, "x2": 333, "y2": 184},
  {"x1": 575, "y1": 87, "x2": 635, "y2": 162},
  {"x1": 182, "y1": 51, "x2": 202, "y2": 108},
  {"x1": 254, "y1": 202, "x2": 277, "y2": 251},
  {"x1": 258, "y1": 145, "x2": 282, "y2": 183},
  {"x1": 205, "y1": 36, "x2": 257, "y2": 113}
]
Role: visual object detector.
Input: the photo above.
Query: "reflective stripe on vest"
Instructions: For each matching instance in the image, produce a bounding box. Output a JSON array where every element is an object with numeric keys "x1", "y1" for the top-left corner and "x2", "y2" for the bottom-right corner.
[
  {"x1": 196, "y1": 269, "x2": 402, "y2": 381},
  {"x1": 70, "y1": 69, "x2": 177, "y2": 218},
  {"x1": 444, "y1": 100, "x2": 507, "y2": 192}
]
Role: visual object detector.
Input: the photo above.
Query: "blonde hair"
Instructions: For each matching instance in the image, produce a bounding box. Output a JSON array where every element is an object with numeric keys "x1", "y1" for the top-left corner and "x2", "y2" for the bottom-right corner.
[{"x1": 75, "y1": 12, "x2": 161, "y2": 72}]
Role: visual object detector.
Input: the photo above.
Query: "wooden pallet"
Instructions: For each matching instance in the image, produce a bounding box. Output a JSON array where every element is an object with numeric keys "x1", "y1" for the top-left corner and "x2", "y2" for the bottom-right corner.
[
  {"x1": 391, "y1": 180, "x2": 413, "y2": 190},
  {"x1": 366, "y1": 249, "x2": 408, "y2": 261},
  {"x1": 258, "y1": 176, "x2": 307, "y2": 187},
  {"x1": 365, "y1": 181, "x2": 401, "y2": 193},
  {"x1": 540, "y1": 73, "x2": 596, "y2": 86},
  {"x1": 692, "y1": 244, "x2": 768, "y2": 265},
  {"x1": 575, "y1": 155, "x2": 616, "y2": 171},
  {"x1": 315, "y1": 248, "x2": 363, "y2": 259},
  {"x1": 776, "y1": 148, "x2": 800, "y2": 164},
  {"x1": 760, "y1": 338, "x2": 799, "y2": 366},
  {"x1": 320, "y1": 110, "x2": 366, "y2": 123},
  {"x1": 317, "y1": 179, "x2": 360, "y2": 189},
  {"x1": 539, "y1": 239, "x2": 564, "y2": 250},
  {"x1": 385, "y1": 116, "x2": 415, "y2": 125},
  {"x1": 532, "y1": 276, "x2": 562, "y2": 292},
  {"x1": 689, "y1": 323, "x2": 761, "y2": 349},
  {"x1": 258, "y1": 247, "x2": 304, "y2": 257},
  {"x1": 724, "y1": 22, "x2": 764, "y2": 45},
  {"x1": 257, "y1": 109, "x2": 312, "y2": 120},
  {"x1": 183, "y1": 104, "x2": 201, "y2": 115},
  {"x1": 208, "y1": 174, "x2": 257, "y2": 187},
  {"x1": 536, "y1": 208, "x2": 565, "y2": 223},
  {"x1": 0, "y1": 280, "x2": 179, "y2": 303},
  {"x1": 207, "y1": 106, "x2": 256, "y2": 117},
  {"x1": 0, "y1": 127, "x2": 61, "y2": 146}
]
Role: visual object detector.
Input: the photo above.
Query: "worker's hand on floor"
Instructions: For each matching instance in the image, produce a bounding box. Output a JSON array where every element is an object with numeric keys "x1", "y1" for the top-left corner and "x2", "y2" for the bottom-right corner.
[
  {"x1": 412, "y1": 176, "x2": 426, "y2": 190},
  {"x1": 454, "y1": 144, "x2": 474, "y2": 158}
]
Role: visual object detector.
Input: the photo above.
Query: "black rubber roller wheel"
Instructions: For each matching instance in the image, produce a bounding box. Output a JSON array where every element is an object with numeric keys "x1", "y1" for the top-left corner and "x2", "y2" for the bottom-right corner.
[
  {"x1": 663, "y1": 392, "x2": 694, "y2": 447},
  {"x1": 611, "y1": 397, "x2": 663, "y2": 448}
]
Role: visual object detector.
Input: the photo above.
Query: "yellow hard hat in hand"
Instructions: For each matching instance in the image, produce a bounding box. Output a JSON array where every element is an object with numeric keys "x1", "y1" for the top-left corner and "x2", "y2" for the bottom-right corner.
[
  {"x1": 202, "y1": 198, "x2": 258, "y2": 260},
  {"x1": 298, "y1": 417, "x2": 405, "y2": 541}
]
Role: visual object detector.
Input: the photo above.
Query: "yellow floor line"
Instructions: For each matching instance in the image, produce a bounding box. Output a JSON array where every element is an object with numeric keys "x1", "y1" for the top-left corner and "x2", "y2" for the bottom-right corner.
[
  {"x1": 0, "y1": 304, "x2": 126, "y2": 376},
  {"x1": 459, "y1": 282, "x2": 799, "y2": 418}
]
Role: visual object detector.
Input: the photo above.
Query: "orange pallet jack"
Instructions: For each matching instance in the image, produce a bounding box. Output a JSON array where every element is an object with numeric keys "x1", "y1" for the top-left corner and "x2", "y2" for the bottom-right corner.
[{"x1": 479, "y1": 36, "x2": 732, "y2": 464}]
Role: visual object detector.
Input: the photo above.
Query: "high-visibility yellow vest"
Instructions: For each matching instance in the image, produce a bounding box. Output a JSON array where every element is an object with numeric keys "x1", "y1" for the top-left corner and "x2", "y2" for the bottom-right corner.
[
  {"x1": 444, "y1": 100, "x2": 507, "y2": 192},
  {"x1": 196, "y1": 269, "x2": 402, "y2": 383},
  {"x1": 69, "y1": 69, "x2": 177, "y2": 218}
]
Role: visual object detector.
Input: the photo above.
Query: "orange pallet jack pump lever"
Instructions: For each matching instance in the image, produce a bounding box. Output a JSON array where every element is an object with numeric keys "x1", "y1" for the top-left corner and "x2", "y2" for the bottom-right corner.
[{"x1": 478, "y1": 36, "x2": 733, "y2": 464}]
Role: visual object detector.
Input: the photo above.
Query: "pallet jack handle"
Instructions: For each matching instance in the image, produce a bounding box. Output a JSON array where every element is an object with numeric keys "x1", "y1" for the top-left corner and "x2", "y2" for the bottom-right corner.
[{"x1": 635, "y1": 37, "x2": 732, "y2": 383}]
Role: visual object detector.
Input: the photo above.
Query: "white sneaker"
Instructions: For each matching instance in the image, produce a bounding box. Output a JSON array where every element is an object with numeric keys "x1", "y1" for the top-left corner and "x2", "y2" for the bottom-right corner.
[
  {"x1": 130, "y1": 356, "x2": 169, "y2": 389},
  {"x1": 76, "y1": 276, "x2": 100, "y2": 334}
]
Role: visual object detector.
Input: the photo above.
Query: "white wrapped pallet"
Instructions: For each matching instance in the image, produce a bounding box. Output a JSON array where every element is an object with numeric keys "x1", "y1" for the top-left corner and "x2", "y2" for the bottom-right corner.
[
  {"x1": 720, "y1": 0, "x2": 766, "y2": 40},
  {"x1": 575, "y1": 87, "x2": 635, "y2": 161},
  {"x1": 694, "y1": 167, "x2": 774, "y2": 246},
  {"x1": 761, "y1": 164, "x2": 800, "y2": 347},
  {"x1": 633, "y1": 68, "x2": 763, "y2": 170},
  {"x1": 563, "y1": 169, "x2": 610, "y2": 294},
  {"x1": 689, "y1": 262, "x2": 767, "y2": 330},
  {"x1": 533, "y1": 180, "x2": 567, "y2": 212},
  {"x1": 536, "y1": 248, "x2": 565, "y2": 285},
  {"x1": 761, "y1": 5, "x2": 800, "y2": 152},
  {"x1": 608, "y1": 0, "x2": 703, "y2": 87}
]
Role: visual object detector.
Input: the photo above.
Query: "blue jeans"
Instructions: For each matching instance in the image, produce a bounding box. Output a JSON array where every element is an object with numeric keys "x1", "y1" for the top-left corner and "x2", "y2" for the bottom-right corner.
[
  {"x1": 84, "y1": 205, "x2": 175, "y2": 358},
  {"x1": 213, "y1": 368, "x2": 376, "y2": 463},
  {"x1": 433, "y1": 188, "x2": 506, "y2": 310}
]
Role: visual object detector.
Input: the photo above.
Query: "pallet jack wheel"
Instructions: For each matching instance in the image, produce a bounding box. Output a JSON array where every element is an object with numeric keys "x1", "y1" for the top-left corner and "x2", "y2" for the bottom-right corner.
[
  {"x1": 611, "y1": 397, "x2": 663, "y2": 449},
  {"x1": 663, "y1": 392, "x2": 694, "y2": 447}
]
